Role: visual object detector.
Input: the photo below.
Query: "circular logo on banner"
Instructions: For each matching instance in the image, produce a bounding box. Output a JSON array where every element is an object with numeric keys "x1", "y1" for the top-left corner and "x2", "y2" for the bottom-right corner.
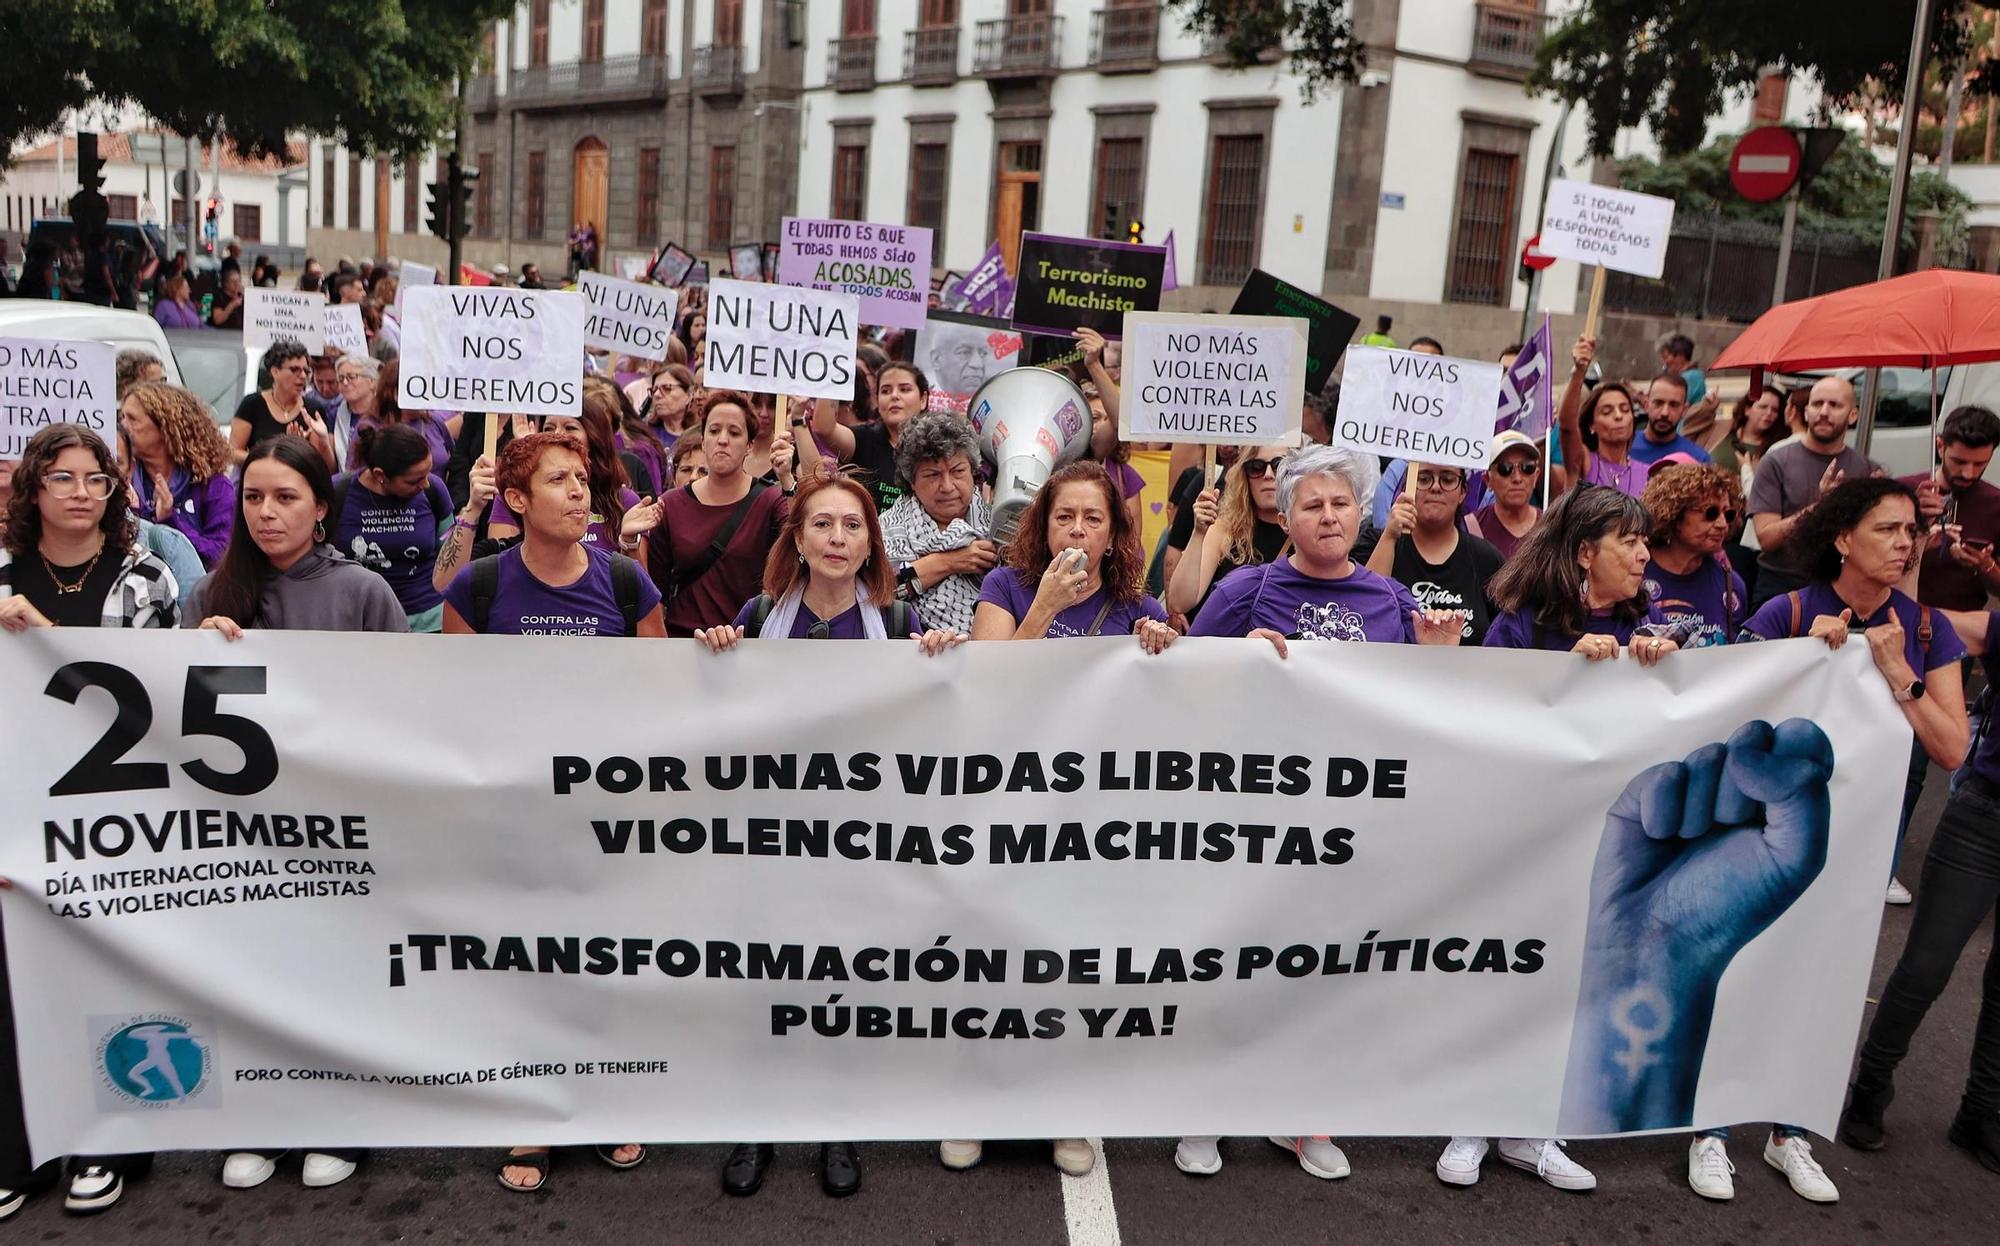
[{"x1": 96, "y1": 1016, "x2": 212, "y2": 1107}]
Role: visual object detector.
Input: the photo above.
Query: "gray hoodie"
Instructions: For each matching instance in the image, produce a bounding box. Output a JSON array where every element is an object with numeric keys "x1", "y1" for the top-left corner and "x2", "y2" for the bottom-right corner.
[{"x1": 184, "y1": 547, "x2": 410, "y2": 633}]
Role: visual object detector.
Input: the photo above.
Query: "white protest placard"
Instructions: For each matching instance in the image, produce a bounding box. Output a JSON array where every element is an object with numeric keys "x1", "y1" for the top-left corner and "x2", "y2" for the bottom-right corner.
[
  {"x1": 244, "y1": 289, "x2": 327, "y2": 354},
  {"x1": 0, "y1": 337, "x2": 119, "y2": 459},
  {"x1": 1333, "y1": 346, "x2": 1503, "y2": 470},
  {"x1": 1118, "y1": 312, "x2": 1308, "y2": 446},
  {"x1": 397, "y1": 285, "x2": 585, "y2": 417},
  {"x1": 396, "y1": 261, "x2": 437, "y2": 314},
  {"x1": 704, "y1": 278, "x2": 858, "y2": 401},
  {"x1": 1539, "y1": 179, "x2": 1677, "y2": 279},
  {"x1": 324, "y1": 303, "x2": 368, "y2": 357},
  {"x1": 577, "y1": 271, "x2": 679, "y2": 362}
]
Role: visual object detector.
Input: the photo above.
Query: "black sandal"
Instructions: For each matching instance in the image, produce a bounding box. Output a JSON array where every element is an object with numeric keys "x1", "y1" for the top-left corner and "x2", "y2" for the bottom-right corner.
[
  {"x1": 595, "y1": 1144, "x2": 648, "y2": 1170},
  {"x1": 496, "y1": 1149, "x2": 550, "y2": 1193}
]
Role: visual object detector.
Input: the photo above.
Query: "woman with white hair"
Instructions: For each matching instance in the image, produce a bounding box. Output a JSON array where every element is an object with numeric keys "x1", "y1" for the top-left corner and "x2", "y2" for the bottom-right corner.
[
  {"x1": 329, "y1": 354, "x2": 381, "y2": 474},
  {"x1": 879, "y1": 413, "x2": 996, "y2": 635},
  {"x1": 1189, "y1": 444, "x2": 1465, "y2": 654}
]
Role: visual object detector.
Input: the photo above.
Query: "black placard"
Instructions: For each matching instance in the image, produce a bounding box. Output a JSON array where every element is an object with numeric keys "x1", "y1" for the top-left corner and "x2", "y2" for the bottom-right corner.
[
  {"x1": 1011, "y1": 232, "x2": 1166, "y2": 340},
  {"x1": 1229, "y1": 269, "x2": 1360, "y2": 396}
]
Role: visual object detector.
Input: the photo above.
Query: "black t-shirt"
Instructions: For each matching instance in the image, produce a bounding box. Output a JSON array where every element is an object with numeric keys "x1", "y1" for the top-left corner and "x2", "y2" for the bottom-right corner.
[
  {"x1": 1186, "y1": 518, "x2": 1289, "y2": 623},
  {"x1": 1168, "y1": 466, "x2": 1217, "y2": 551},
  {"x1": 11, "y1": 546, "x2": 125, "y2": 627},
  {"x1": 1389, "y1": 532, "x2": 1505, "y2": 645},
  {"x1": 234, "y1": 392, "x2": 303, "y2": 451},
  {"x1": 848, "y1": 421, "x2": 904, "y2": 512}
]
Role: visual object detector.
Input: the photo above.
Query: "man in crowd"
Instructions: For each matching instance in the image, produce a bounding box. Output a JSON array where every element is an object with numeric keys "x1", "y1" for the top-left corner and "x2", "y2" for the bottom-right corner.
[
  {"x1": 328, "y1": 271, "x2": 365, "y2": 305},
  {"x1": 1746, "y1": 376, "x2": 1878, "y2": 608},
  {"x1": 1630, "y1": 373, "x2": 1714, "y2": 466},
  {"x1": 519, "y1": 262, "x2": 545, "y2": 289},
  {"x1": 1659, "y1": 333, "x2": 1722, "y2": 443},
  {"x1": 1903, "y1": 404, "x2": 2000, "y2": 611}
]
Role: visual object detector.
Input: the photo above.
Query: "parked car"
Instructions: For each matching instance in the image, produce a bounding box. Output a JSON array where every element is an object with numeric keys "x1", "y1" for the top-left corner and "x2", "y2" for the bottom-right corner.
[
  {"x1": 161, "y1": 328, "x2": 260, "y2": 427},
  {"x1": 0, "y1": 301, "x2": 184, "y2": 385}
]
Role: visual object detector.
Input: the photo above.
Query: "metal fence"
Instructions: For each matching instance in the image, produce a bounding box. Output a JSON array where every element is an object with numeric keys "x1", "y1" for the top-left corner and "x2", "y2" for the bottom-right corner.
[{"x1": 1604, "y1": 214, "x2": 1894, "y2": 323}]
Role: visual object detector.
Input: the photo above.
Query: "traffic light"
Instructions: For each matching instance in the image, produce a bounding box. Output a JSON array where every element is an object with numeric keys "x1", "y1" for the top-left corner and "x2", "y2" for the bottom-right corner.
[
  {"x1": 1101, "y1": 204, "x2": 1118, "y2": 239},
  {"x1": 426, "y1": 181, "x2": 450, "y2": 241},
  {"x1": 1128, "y1": 219, "x2": 1143, "y2": 245},
  {"x1": 453, "y1": 165, "x2": 477, "y2": 241}
]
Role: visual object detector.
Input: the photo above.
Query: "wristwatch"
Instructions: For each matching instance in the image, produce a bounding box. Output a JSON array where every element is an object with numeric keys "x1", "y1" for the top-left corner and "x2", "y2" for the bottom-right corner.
[
  {"x1": 1896, "y1": 678, "x2": 1927, "y2": 703},
  {"x1": 896, "y1": 565, "x2": 921, "y2": 603}
]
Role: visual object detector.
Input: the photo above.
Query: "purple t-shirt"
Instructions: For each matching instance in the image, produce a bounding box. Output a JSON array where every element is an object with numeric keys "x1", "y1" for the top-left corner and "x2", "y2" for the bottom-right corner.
[
  {"x1": 730, "y1": 598, "x2": 926, "y2": 639},
  {"x1": 331, "y1": 472, "x2": 453, "y2": 615},
  {"x1": 492, "y1": 485, "x2": 643, "y2": 550},
  {"x1": 1483, "y1": 603, "x2": 1668, "y2": 651},
  {"x1": 978, "y1": 567, "x2": 1167, "y2": 638},
  {"x1": 1583, "y1": 454, "x2": 1651, "y2": 497},
  {"x1": 1187, "y1": 556, "x2": 1418, "y2": 643},
  {"x1": 1739, "y1": 583, "x2": 1965, "y2": 674},
  {"x1": 1469, "y1": 503, "x2": 1534, "y2": 562},
  {"x1": 133, "y1": 466, "x2": 235, "y2": 568},
  {"x1": 444, "y1": 545, "x2": 662, "y2": 636},
  {"x1": 1111, "y1": 461, "x2": 1144, "y2": 501},
  {"x1": 1643, "y1": 556, "x2": 1745, "y2": 650}
]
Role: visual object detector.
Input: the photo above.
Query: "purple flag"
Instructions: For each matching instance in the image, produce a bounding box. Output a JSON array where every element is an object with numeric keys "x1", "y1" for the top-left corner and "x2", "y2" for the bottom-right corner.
[
  {"x1": 959, "y1": 242, "x2": 1016, "y2": 318},
  {"x1": 1495, "y1": 314, "x2": 1555, "y2": 440},
  {"x1": 1162, "y1": 230, "x2": 1179, "y2": 292}
]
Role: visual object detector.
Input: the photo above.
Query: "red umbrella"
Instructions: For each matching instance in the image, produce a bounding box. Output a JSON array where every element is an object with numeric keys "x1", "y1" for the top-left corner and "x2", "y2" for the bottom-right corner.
[{"x1": 1711, "y1": 269, "x2": 2000, "y2": 371}]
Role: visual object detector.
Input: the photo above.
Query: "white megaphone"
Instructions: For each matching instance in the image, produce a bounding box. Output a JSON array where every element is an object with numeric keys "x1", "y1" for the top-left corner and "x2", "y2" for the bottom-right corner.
[{"x1": 965, "y1": 366, "x2": 1093, "y2": 542}]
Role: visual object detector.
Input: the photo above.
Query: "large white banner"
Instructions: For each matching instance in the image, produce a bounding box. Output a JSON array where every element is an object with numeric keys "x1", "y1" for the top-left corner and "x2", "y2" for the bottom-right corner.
[{"x1": 0, "y1": 632, "x2": 1903, "y2": 1160}]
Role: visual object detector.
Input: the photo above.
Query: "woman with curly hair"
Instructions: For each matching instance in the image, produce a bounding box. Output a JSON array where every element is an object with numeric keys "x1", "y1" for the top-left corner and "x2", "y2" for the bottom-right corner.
[
  {"x1": 643, "y1": 388, "x2": 796, "y2": 635},
  {"x1": 1640, "y1": 462, "x2": 1747, "y2": 649},
  {"x1": 120, "y1": 380, "x2": 236, "y2": 567}
]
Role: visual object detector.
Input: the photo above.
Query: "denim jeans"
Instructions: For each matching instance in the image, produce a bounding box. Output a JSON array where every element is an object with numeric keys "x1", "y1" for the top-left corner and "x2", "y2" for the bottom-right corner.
[
  {"x1": 1857, "y1": 776, "x2": 2000, "y2": 1114},
  {"x1": 1896, "y1": 738, "x2": 1931, "y2": 880}
]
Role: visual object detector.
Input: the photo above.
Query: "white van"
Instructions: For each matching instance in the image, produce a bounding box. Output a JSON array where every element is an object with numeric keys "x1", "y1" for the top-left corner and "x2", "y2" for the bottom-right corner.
[
  {"x1": 0, "y1": 302, "x2": 185, "y2": 386},
  {"x1": 1767, "y1": 365, "x2": 2000, "y2": 481}
]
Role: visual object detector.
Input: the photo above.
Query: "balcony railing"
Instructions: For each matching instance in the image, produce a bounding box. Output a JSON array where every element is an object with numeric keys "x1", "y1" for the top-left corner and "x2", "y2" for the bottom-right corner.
[
  {"x1": 1468, "y1": 3, "x2": 1549, "y2": 81},
  {"x1": 1089, "y1": 6, "x2": 1159, "y2": 72},
  {"x1": 508, "y1": 53, "x2": 670, "y2": 107},
  {"x1": 468, "y1": 73, "x2": 497, "y2": 113},
  {"x1": 903, "y1": 25, "x2": 960, "y2": 86},
  {"x1": 828, "y1": 35, "x2": 877, "y2": 91},
  {"x1": 973, "y1": 15, "x2": 1063, "y2": 79},
  {"x1": 1202, "y1": 29, "x2": 1284, "y2": 63},
  {"x1": 692, "y1": 44, "x2": 745, "y2": 96}
]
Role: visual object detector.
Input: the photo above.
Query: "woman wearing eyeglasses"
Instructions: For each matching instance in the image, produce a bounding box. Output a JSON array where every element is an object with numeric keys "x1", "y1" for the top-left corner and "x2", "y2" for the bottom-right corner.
[
  {"x1": 1640, "y1": 463, "x2": 1747, "y2": 649},
  {"x1": 0, "y1": 424, "x2": 174, "y2": 1220},
  {"x1": 644, "y1": 363, "x2": 699, "y2": 443},
  {"x1": 1166, "y1": 443, "x2": 1290, "y2": 622},
  {"x1": 1466, "y1": 431, "x2": 1544, "y2": 560},
  {"x1": 1366, "y1": 459, "x2": 1504, "y2": 645},
  {"x1": 228, "y1": 338, "x2": 335, "y2": 471},
  {"x1": 694, "y1": 475, "x2": 962, "y2": 1200}
]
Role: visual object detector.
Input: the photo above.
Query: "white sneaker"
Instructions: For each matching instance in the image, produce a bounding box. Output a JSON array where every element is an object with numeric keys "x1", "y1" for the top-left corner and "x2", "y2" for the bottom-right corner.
[
  {"x1": 938, "y1": 1139, "x2": 983, "y2": 1171},
  {"x1": 1764, "y1": 1135, "x2": 1838, "y2": 1203},
  {"x1": 1268, "y1": 1135, "x2": 1350, "y2": 1180},
  {"x1": 1052, "y1": 1138, "x2": 1095, "y2": 1177},
  {"x1": 1886, "y1": 878, "x2": 1913, "y2": 905},
  {"x1": 1174, "y1": 1136, "x2": 1221, "y2": 1176},
  {"x1": 1498, "y1": 1137, "x2": 1596, "y2": 1191},
  {"x1": 1435, "y1": 1136, "x2": 1488, "y2": 1186},
  {"x1": 1687, "y1": 1136, "x2": 1735, "y2": 1200},
  {"x1": 0, "y1": 1187, "x2": 26, "y2": 1222},
  {"x1": 64, "y1": 1165, "x2": 123, "y2": 1213},
  {"x1": 301, "y1": 1152, "x2": 358, "y2": 1188},
  {"x1": 221, "y1": 1151, "x2": 280, "y2": 1189}
]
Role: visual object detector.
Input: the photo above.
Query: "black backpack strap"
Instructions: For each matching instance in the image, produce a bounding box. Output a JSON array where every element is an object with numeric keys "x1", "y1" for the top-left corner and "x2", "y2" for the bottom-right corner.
[
  {"x1": 469, "y1": 554, "x2": 502, "y2": 634},
  {"x1": 610, "y1": 553, "x2": 644, "y2": 635},
  {"x1": 674, "y1": 479, "x2": 769, "y2": 595},
  {"x1": 328, "y1": 475, "x2": 352, "y2": 538},
  {"x1": 1787, "y1": 591, "x2": 1803, "y2": 638},
  {"x1": 886, "y1": 600, "x2": 914, "y2": 638},
  {"x1": 745, "y1": 593, "x2": 775, "y2": 638}
]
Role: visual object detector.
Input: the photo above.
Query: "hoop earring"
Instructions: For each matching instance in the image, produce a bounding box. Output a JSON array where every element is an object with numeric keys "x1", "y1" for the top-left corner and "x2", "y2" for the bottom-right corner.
[{"x1": 313, "y1": 521, "x2": 326, "y2": 544}]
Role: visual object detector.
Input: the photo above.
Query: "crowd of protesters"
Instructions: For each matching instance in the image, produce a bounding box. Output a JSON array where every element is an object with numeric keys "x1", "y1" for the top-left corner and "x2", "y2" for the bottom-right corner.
[{"x1": 1, "y1": 307, "x2": 1997, "y2": 1220}]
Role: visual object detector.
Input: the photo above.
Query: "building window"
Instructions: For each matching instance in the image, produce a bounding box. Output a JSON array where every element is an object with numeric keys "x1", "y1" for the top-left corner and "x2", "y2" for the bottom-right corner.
[
  {"x1": 716, "y1": 0, "x2": 743, "y2": 45},
  {"x1": 321, "y1": 149, "x2": 335, "y2": 227},
  {"x1": 637, "y1": 147, "x2": 662, "y2": 246},
  {"x1": 583, "y1": 0, "x2": 605, "y2": 62},
  {"x1": 1092, "y1": 136, "x2": 1144, "y2": 241},
  {"x1": 530, "y1": 0, "x2": 551, "y2": 66},
  {"x1": 843, "y1": 0, "x2": 876, "y2": 35},
  {"x1": 833, "y1": 143, "x2": 868, "y2": 222},
  {"x1": 232, "y1": 204, "x2": 262, "y2": 242},
  {"x1": 643, "y1": 0, "x2": 669, "y2": 55},
  {"x1": 921, "y1": 0, "x2": 958, "y2": 23},
  {"x1": 525, "y1": 150, "x2": 547, "y2": 240},
  {"x1": 908, "y1": 141, "x2": 948, "y2": 251},
  {"x1": 1447, "y1": 148, "x2": 1519, "y2": 306},
  {"x1": 1200, "y1": 133, "x2": 1264, "y2": 287},
  {"x1": 403, "y1": 159, "x2": 420, "y2": 234},
  {"x1": 476, "y1": 149, "x2": 495, "y2": 237},
  {"x1": 106, "y1": 193, "x2": 138, "y2": 221},
  {"x1": 707, "y1": 146, "x2": 736, "y2": 248},
  {"x1": 347, "y1": 154, "x2": 363, "y2": 230}
]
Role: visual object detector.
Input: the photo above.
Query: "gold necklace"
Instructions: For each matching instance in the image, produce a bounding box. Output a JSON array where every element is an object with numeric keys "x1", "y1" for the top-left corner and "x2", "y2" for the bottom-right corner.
[{"x1": 42, "y1": 544, "x2": 105, "y2": 594}]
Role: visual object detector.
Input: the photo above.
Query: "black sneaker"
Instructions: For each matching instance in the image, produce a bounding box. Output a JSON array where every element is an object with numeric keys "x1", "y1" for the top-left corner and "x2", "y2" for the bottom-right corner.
[
  {"x1": 64, "y1": 1166, "x2": 123, "y2": 1214},
  {"x1": 1947, "y1": 1106, "x2": 2000, "y2": 1174},
  {"x1": 820, "y1": 1142, "x2": 862, "y2": 1198},
  {"x1": 721, "y1": 1143, "x2": 773, "y2": 1196},
  {"x1": 1839, "y1": 1079, "x2": 1894, "y2": 1151}
]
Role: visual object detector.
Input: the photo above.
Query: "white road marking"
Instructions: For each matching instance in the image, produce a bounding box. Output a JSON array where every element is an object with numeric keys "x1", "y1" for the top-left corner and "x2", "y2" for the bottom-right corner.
[
  {"x1": 1737, "y1": 155, "x2": 1796, "y2": 174},
  {"x1": 1062, "y1": 1138, "x2": 1121, "y2": 1246}
]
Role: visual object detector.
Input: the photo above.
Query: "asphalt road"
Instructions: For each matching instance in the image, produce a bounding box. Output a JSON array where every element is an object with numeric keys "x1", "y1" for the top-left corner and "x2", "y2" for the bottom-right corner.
[{"x1": 9, "y1": 768, "x2": 1997, "y2": 1246}]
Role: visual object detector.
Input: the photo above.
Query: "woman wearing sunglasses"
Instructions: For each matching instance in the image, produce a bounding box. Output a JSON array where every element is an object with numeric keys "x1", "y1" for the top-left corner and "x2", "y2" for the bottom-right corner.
[
  {"x1": 1640, "y1": 463, "x2": 1747, "y2": 650},
  {"x1": 1366, "y1": 460, "x2": 1504, "y2": 645},
  {"x1": 1466, "y1": 431, "x2": 1544, "y2": 560},
  {"x1": 0, "y1": 424, "x2": 175, "y2": 1220},
  {"x1": 694, "y1": 475, "x2": 962, "y2": 1200},
  {"x1": 1166, "y1": 444, "x2": 1290, "y2": 622}
]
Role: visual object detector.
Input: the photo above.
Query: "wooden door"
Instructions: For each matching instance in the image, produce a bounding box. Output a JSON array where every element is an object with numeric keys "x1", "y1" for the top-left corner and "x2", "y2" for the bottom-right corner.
[
  {"x1": 573, "y1": 138, "x2": 609, "y2": 258},
  {"x1": 995, "y1": 141, "x2": 1042, "y2": 275}
]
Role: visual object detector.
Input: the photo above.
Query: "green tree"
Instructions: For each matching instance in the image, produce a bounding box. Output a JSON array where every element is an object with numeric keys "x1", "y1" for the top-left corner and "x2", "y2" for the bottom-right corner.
[
  {"x1": 1165, "y1": 0, "x2": 1362, "y2": 101},
  {"x1": 0, "y1": 0, "x2": 512, "y2": 171}
]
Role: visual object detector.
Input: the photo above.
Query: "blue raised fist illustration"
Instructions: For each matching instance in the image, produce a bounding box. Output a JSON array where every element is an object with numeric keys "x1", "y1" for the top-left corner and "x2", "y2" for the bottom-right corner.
[{"x1": 1558, "y1": 719, "x2": 1834, "y2": 1134}]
